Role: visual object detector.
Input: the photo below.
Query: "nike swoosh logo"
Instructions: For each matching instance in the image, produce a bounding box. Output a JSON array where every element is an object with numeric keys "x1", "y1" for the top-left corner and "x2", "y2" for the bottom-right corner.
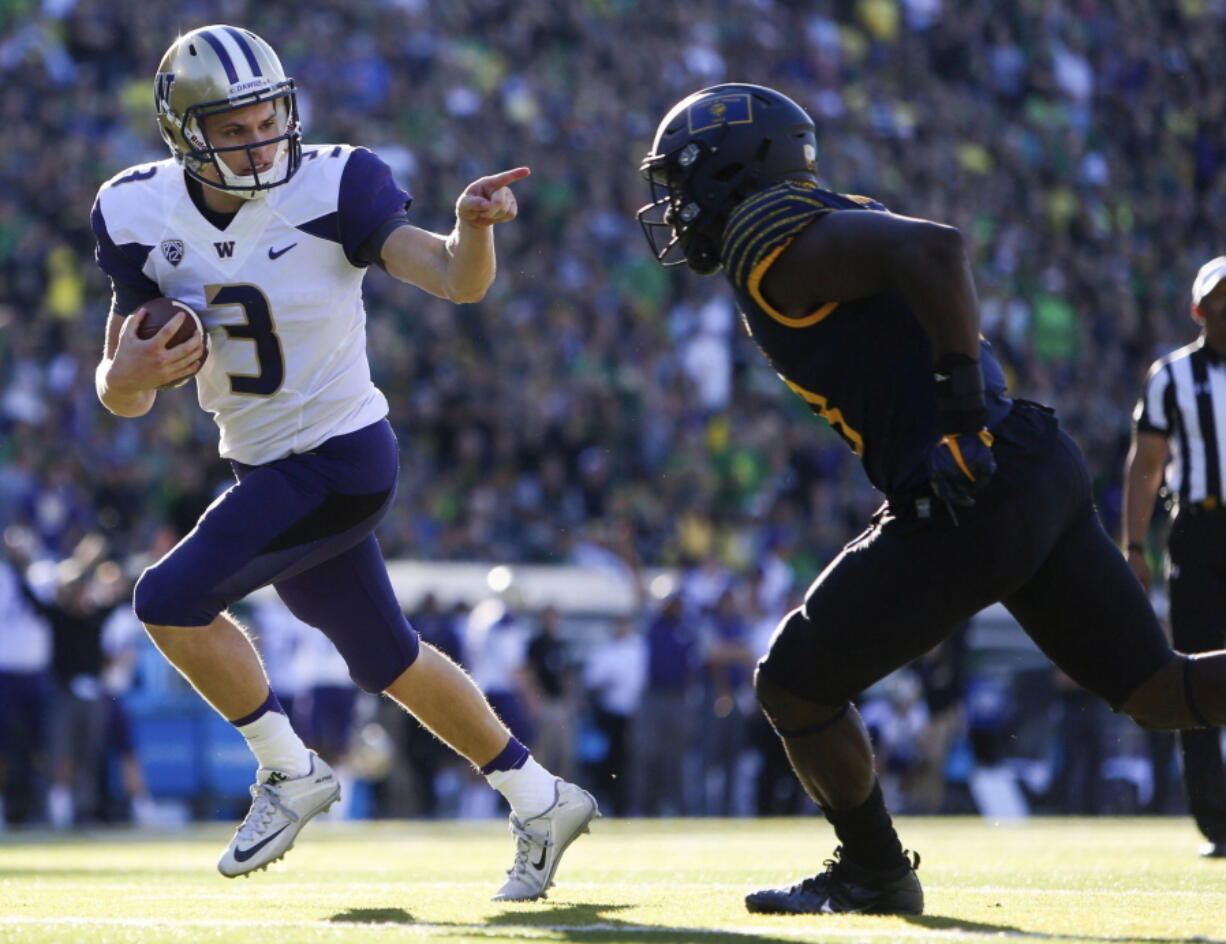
[
  {"x1": 268, "y1": 243, "x2": 297, "y2": 260},
  {"x1": 532, "y1": 847, "x2": 548, "y2": 871},
  {"x1": 233, "y1": 825, "x2": 290, "y2": 862}
]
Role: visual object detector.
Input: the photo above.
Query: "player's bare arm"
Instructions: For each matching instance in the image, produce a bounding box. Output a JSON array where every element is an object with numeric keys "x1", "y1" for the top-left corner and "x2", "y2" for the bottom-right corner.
[
  {"x1": 1122, "y1": 429, "x2": 1169, "y2": 592},
  {"x1": 380, "y1": 166, "x2": 531, "y2": 303},
  {"x1": 763, "y1": 208, "x2": 981, "y2": 362},
  {"x1": 96, "y1": 308, "x2": 205, "y2": 417}
]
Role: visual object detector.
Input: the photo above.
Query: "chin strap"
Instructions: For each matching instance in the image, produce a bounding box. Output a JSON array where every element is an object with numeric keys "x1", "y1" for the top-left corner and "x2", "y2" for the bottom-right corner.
[{"x1": 1184, "y1": 655, "x2": 1213, "y2": 729}]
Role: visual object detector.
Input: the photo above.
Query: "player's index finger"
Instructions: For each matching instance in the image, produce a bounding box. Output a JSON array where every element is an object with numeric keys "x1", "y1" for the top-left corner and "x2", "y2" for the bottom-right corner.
[{"x1": 487, "y1": 167, "x2": 531, "y2": 189}]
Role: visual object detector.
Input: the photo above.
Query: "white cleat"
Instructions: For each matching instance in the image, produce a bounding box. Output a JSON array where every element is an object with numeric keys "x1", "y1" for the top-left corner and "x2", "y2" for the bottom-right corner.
[
  {"x1": 492, "y1": 779, "x2": 599, "y2": 901},
  {"x1": 217, "y1": 752, "x2": 340, "y2": 878}
]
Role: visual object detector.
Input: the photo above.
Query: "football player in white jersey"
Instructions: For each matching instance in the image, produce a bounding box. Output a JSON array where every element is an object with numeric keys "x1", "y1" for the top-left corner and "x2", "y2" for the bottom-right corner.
[{"x1": 91, "y1": 26, "x2": 596, "y2": 898}]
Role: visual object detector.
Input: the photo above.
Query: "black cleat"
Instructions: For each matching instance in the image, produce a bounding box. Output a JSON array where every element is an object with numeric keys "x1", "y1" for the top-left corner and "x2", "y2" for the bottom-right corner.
[
  {"x1": 746, "y1": 847, "x2": 923, "y2": 915},
  {"x1": 1199, "y1": 841, "x2": 1226, "y2": 859}
]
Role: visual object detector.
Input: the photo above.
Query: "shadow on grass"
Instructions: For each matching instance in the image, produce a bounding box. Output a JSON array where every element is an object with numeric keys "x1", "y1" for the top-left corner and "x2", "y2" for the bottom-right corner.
[
  {"x1": 457, "y1": 902, "x2": 810, "y2": 943},
  {"x1": 330, "y1": 907, "x2": 415, "y2": 925},
  {"x1": 328, "y1": 901, "x2": 800, "y2": 943},
  {"x1": 908, "y1": 914, "x2": 1226, "y2": 944},
  {"x1": 327, "y1": 902, "x2": 1226, "y2": 944}
]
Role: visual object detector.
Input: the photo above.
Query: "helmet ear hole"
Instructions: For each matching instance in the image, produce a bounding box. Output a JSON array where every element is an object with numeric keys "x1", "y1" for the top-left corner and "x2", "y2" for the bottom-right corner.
[{"x1": 712, "y1": 164, "x2": 744, "y2": 183}]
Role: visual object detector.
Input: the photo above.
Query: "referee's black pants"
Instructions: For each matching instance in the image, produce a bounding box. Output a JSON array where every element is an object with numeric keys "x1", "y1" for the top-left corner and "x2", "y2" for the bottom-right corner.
[{"x1": 1169, "y1": 509, "x2": 1226, "y2": 843}]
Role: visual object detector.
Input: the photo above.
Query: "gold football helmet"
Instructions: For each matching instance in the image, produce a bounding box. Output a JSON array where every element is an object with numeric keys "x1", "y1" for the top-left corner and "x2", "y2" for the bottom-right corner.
[{"x1": 154, "y1": 25, "x2": 301, "y2": 199}]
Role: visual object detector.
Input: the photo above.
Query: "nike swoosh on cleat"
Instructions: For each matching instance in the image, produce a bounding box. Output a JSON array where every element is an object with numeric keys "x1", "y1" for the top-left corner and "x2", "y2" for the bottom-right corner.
[
  {"x1": 532, "y1": 848, "x2": 548, "y2": 871},
  {"x1": 233, "y1": 825, "x2": 290, "y2": 863},
  {"x1": 268, "y1": 243, "x2": 297, "y2": 260}
]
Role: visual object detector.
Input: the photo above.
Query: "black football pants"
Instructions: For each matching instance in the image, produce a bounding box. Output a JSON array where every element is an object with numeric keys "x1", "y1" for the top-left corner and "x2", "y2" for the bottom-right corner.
[{"x1": 759, "y1": 401, "x2": 1173, "y2": 712}]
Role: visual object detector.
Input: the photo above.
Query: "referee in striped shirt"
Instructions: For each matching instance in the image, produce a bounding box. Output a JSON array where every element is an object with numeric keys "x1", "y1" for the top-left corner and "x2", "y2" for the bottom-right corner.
[{"x1": 1124, "y1": 255, "x2": 1226, "y2": 858}]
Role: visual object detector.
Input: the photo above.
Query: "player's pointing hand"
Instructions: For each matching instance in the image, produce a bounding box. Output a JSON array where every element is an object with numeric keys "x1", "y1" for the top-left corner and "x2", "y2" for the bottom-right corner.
[{"x1": 456, "y1": 167, "x2": 530, "y2": 227}]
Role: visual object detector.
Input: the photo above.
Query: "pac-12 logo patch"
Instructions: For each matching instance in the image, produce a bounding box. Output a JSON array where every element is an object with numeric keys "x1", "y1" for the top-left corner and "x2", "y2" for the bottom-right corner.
[{"x1": 161, "y1": 239, "x2": 185, "y2": 266}]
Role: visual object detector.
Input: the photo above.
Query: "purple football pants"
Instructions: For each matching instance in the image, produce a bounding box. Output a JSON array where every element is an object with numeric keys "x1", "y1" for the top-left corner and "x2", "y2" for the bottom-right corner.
[{"x1": 133, "y1": 419, "x2": 420, "y2": 692}]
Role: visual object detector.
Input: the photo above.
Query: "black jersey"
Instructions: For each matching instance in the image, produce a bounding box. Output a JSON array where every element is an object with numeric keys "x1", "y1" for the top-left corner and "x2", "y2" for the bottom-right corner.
[{"x1": 720, "y1": 180, "x2": 1012, "y2": 499}]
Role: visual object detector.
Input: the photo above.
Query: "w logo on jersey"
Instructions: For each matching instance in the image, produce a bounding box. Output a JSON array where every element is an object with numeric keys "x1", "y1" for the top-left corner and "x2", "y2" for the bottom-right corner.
[
  {"x1": 215, "y1": 241, "x2": 236, "y2": 258},
  {"x1": 161, "y1": 239, "x2": 185, "y2": 267}
]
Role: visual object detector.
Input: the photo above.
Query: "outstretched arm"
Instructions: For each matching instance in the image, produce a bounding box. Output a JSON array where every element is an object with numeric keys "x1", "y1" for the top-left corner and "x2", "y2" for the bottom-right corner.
[{"x1": 380, "y1": 167, "x2": 530, "y2": 304}]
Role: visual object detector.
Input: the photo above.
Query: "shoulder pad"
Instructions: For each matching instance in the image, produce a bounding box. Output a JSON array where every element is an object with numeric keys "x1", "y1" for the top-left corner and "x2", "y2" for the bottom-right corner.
[{"x1": 722, "y1": 181, "x2": 834, "y2": 290}]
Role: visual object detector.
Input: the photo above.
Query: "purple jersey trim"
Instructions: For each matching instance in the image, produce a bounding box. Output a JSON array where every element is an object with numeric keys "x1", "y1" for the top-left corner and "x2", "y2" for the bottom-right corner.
[
  {"x1": 91, "y1": 197, "x2": 159, "y2": 307},
  {"x1": 294, "y1": 148, "x2": 412, "y2": 266},
  {"x1": 338, "y1": 147, "x2": 412, "y2": 266}
]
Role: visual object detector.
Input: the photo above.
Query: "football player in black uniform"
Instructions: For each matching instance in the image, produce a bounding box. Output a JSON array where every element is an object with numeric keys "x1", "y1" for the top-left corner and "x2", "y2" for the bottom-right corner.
[{"x1": 638, "y1": 84, "x2": 1226, "y2": 916}]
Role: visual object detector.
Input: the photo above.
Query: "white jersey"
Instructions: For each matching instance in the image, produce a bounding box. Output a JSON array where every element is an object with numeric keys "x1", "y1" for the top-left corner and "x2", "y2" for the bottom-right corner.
[{"x1": 92, "y1": 145, "x2": 410, "y2": 465}]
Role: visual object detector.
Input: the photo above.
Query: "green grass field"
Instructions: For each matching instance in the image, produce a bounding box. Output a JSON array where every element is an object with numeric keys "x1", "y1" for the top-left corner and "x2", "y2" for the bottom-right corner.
[{"x1": 1, "y1": 816, "x2": 1222, "y2": 943}]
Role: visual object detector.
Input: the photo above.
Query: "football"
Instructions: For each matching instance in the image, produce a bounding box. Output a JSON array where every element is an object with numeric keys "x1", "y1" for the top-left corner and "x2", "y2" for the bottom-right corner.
[{"x1": 133, "y1": 297, "x2": 208, "y2": 388}]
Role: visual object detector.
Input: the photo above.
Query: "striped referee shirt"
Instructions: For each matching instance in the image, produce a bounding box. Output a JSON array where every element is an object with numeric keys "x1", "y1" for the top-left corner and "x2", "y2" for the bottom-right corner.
[{"x1": 1135, "y1": 339, "x2": 1226, "y2": 508}]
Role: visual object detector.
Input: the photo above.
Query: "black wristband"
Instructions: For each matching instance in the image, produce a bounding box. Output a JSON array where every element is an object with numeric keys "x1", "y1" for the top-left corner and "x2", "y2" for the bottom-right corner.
[
  {"x1": 1126, "y1": 542, "x2": 1145, "y2": 553},
  {"x1": 933, "y1": 352, "x2": 987, "y2": 434}
]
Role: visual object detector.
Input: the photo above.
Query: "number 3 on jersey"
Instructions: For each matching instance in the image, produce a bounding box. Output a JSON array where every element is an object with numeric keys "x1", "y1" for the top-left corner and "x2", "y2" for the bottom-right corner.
[{"x1": 206, "y1": 284, "x2": 285, "y2": 396}]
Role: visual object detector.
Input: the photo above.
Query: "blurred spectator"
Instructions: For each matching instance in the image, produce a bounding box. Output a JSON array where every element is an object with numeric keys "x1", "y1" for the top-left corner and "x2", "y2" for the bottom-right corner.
[
  {"x1": 861, "y1": 670, "x2": 931, "y2": 814},
  {"x1": 98, "y1": 576, "x2": 156, "y2": 825},
  {"x1": 465, "y1": 597, "x2": 533, "y2": 746},
  {"x1": 524, "y1": 605, "x2": 579, "y2": 782},
  {"x1": 282, "y1": 602, "x2": 360, "y2": 819},
  {"x1": 0, "y1": 529, "x2": 51, "y2": 826},
  {"x1": 634, "y1": 593, "x2": 697, "y2": 816},
  {"x1": 252, "y1": 598, "x2": 360, "y2": 818},
  {"x1": 1048, "y1": 668, "x2": 1109, "y2": 815},
  {"x1": 401, "y1": 595, "x2": 469, "y2": 817},
  {"x1": 251, "y1": 597, "x2": 311, "y2": 723},
  {"x1": 582, "y1": 616, "x2": 646, "y2": 816},
  {"x1": 908, "y1": 629, "x2": 969, "y2": 814},
  {"x1": 13, "y1": 538, "x2": 113, "y2": 828},
  {"x1": 697, "y1": 587, "x2": 755, "y2": 815}
]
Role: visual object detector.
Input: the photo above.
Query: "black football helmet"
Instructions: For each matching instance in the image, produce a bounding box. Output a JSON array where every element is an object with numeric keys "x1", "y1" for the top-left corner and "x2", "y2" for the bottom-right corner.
[{"x1": 638, "y1": 84, "x2": 818, "y2": 275}]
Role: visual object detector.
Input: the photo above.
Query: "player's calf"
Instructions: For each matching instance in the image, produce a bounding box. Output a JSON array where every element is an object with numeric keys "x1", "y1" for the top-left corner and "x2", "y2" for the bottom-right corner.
[{"x1": 1122, "y1": 652, "x2": 1226, "y2": 730}]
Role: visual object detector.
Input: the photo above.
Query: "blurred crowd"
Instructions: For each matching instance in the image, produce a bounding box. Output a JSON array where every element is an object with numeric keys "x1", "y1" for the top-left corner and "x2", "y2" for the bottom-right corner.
[
  {"x1": 1, "y1": 0, "x2": 1221, "y2": 824},
  {"x1": 0, "y1": 529, "x2": 1183, "y2": 827}
]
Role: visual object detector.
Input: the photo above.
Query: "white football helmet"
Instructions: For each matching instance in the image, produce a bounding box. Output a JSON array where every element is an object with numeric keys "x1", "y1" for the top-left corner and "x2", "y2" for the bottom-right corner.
[{"x1": 154, "y1": 25, "x2": 301, "y2": 200}]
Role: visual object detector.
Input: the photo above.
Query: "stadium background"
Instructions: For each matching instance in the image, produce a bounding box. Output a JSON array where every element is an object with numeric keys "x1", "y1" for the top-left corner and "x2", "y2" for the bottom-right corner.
[{"x1": 0, "y1": 0, "x2": 1222, "y2": 828}]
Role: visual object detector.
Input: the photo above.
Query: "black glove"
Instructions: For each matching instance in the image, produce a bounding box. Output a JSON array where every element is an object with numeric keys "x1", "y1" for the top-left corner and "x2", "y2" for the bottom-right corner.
[{"x1": 928, "y1": 352, "x2": 996, "y2": 507}]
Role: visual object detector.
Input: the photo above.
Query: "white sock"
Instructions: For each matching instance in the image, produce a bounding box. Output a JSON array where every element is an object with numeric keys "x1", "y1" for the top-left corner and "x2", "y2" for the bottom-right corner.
[
  {"x1": 484, "y1": 755, "x2": 559, "y2": 821},
  {"x1": 235, "y1": 709, "x2": 311, "y2": 777}
]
